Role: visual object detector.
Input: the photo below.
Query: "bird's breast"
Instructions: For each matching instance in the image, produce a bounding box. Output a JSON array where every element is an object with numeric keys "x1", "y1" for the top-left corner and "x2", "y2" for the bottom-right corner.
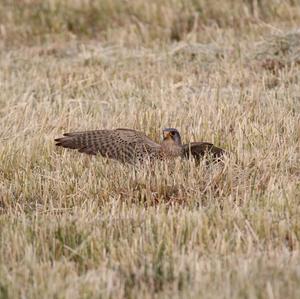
[{"x1": 160, "y1": 142, "x2": 183, "y2": 159}]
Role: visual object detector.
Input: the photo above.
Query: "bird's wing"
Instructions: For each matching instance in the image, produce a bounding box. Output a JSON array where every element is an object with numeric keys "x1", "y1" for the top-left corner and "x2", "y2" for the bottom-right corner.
[
  {"x1": 55, "y1": 128, "x2": 161, "y2": 164},
  {"x1": 182, "y1": 142, "x2": 225, "y2": 162}
]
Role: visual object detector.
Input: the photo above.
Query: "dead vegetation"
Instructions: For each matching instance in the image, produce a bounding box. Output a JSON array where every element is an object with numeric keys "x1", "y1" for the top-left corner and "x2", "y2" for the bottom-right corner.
[{"x1": 0, "y1": 0, "x2": 300, "y2": 298}]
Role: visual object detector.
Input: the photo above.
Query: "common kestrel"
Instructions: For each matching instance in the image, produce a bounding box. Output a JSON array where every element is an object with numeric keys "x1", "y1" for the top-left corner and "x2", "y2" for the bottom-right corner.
[{"x1": 55, "y1": 128, "x2": 225, "y2": 164}]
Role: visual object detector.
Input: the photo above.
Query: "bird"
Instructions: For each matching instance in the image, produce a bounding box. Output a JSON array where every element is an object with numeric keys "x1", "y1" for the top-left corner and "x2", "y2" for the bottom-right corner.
[{"x1": 55, "y1": 128, "x2": 225, "y2": 165}]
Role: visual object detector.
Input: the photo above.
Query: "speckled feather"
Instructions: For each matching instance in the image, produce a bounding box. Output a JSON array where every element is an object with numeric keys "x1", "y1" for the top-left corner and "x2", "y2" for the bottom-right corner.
[
  {"x1": 182, "y1": 142, "x2": 225, "y2": 161},
  {"x1": 55, "y1": 128, "x2": 161, "y2": 164},
  {"x1": 55, "y1": 128, "x2": 225, "y2": 164}
]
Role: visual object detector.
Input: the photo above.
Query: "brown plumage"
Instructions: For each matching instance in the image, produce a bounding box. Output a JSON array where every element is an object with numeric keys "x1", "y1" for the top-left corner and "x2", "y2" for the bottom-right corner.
[{"x1": 55, "y1": 128, "x2": 225, "y2": 164}]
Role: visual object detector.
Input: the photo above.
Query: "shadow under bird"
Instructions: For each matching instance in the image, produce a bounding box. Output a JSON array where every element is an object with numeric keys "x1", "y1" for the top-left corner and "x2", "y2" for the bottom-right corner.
[{"x1": 55, "y1": 128, "x2": 225, "y2": 164}]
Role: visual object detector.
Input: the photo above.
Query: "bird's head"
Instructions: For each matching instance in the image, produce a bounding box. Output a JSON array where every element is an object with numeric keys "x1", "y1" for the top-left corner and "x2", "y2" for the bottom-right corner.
[{"x1": 162, "y1": 128, "x2": 182, "y2": 146}]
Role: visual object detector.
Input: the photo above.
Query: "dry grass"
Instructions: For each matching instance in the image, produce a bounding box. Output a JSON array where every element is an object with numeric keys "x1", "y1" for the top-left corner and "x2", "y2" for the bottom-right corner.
[{"x1": 0, "y1": 1, "x2": 300, "y2": 298}]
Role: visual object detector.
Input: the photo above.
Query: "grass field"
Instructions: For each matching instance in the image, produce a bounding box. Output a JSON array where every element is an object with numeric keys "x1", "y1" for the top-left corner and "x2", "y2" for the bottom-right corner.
[{"x1": 0, "y1": 1, "x2": 300, "y2": 298}]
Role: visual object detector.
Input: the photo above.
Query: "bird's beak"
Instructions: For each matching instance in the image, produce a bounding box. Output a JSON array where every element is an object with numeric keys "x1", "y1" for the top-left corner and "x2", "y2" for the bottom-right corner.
[{"x1": 163, "y1": 131, "x2": 171, "y2": 140}]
